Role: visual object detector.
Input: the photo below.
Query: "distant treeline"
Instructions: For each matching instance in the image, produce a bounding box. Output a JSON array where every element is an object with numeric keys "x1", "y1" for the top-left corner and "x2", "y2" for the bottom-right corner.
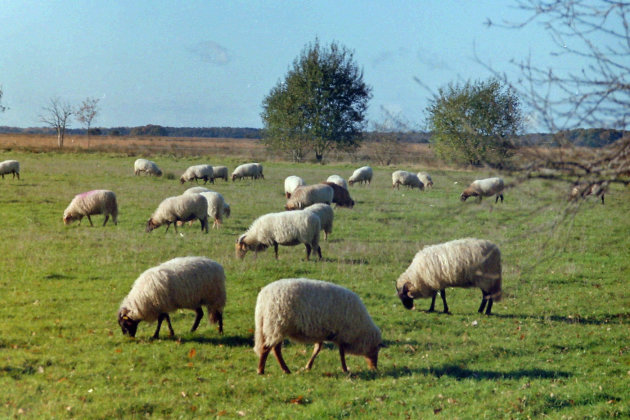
[{"x1": 0, "y1": 125, "x2": 626, "y2": 148}]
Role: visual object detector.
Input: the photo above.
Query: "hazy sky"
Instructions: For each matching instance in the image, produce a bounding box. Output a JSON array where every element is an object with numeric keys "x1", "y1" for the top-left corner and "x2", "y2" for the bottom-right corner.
[{"x1": 0, "y1": 1, "x2": 585, "y2": 129}]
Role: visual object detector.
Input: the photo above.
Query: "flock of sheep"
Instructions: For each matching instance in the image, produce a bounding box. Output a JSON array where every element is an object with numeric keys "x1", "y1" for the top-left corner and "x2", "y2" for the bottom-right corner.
[{"x1": 3, "y1": 156, "x2": 511, "y2": 374}]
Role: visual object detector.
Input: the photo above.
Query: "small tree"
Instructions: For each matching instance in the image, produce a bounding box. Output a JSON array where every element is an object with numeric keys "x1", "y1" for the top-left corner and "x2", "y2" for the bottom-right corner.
[
  {"x1": 426, "y1": 78, "x2": 523, "y2": 168},
  {"x1": 40, "y1": 97, "x2": 73, "y2": 148},
  {"x1": 76, "y1": 97, "x2": 100, "y2": 149},
  {"x1": 0, "y1": 86, "x2": 7, "y2": 114},
  {"x1": 261, "y1": 39, "x2": 372, "y2": 162}
]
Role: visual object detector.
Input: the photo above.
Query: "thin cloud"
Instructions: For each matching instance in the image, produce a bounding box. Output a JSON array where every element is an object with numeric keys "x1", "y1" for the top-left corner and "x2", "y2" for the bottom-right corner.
[{"x1": 189, "y1": 41, "x2": 231, "y2": 65}]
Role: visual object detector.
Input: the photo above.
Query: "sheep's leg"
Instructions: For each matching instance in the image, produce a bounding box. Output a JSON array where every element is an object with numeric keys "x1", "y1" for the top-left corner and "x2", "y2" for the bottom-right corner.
[
  {"x1": 485, "y1": 299, "x2": 494, "y2": 315},
  {"x1": 478, "y1": 292, "x2": 489, "y2": 313},
  {"x1": 215, "y1": 311, "x2": 223, "y2": 334},
  {"x1": 339, "y1": 344, "x2": 348, "y2": 373},
  {"x1": 316, "y1": 245, "x2": 322, "y2": 260},
  {"x1": 103, "y1": 215, "x2": 109, "y2": 226},
  {"x1": 273, "y1": 343, "x2": 291, "y2": 374},
  {"x1": 258, "y1": 347, "x2": 271, "y2": 374},
  {"x1": 191, "y1": 307, "x2": 204, "y2": 332},
  {"x1": 173, "y1": 223, "x2": 179, "y2": 234},
  {"x1": 428, "y1": 291, "x2": 437, "y2": 312},
  {"x1": 165, "y1": 223, "x2": 171, "y2": 233},
  {"x1": 601, "y1": 194, "x2": 605, "y2": 204},
  {"x1": 305, "y1": 244, "x2": 312, "y2": 261},
  {"x1": 164, "y1": 314, "x2": 175, "y2": 337},
  {"x1": 87, "y1": 215, "x2": 94, "y2": 227},
  {"x1": 305, "y1": 342, "x2": 323, "y2": 370},
  {"x1": 153, "y1": 313, "x2": 166, "y2": 339},
  {"x1": 273, "y1": 243, "x2": 279, "y2": 259},
  {"x1": 440, "y1": 289, "x2": 449, "y2": 313}
]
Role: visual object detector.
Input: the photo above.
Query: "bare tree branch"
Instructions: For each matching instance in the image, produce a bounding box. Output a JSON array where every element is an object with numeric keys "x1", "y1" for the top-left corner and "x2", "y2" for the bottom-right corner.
[{"x1": 40, "y1": 97, "x2": 73, "y2": 148}]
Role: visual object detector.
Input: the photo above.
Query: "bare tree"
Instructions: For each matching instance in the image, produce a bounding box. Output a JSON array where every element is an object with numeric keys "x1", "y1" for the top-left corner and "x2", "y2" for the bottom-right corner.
[
  {"x1": 40, "y1": 97, "x2": 73, "y2": 148},
  {"x1": 76, "y1": 97, "x2": 100, "y2": 149},
  {"x1": 0, "y1": 86, "x2": 7, "y2": 114}
]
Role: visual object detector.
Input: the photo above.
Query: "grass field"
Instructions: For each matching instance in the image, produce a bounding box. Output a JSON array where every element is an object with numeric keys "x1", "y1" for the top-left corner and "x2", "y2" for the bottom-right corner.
[{"x1": 0, "y1": 149, "x2": 628, "y2": 418}]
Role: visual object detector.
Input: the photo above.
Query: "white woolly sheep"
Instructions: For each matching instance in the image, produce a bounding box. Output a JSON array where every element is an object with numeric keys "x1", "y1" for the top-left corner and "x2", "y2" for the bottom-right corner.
[
  {"x1": 180, "y1": 164, "x2": 214, "y2": 184},
  {"x1": 236, "y1": 211, "x2": 321, "y2": 260},
  {"x1": 303, "y1": 203, "x2": 334, "y2": 240},
  {"x1": 326, "y1": 174, "x2": 348, "y2": 190},
  {"x1": 184, "y1": 186, "x2": 211, "y2": 195},
  {"x1": 255, "y1": 278, "x2": 382, "y2": 374},
  {"x1": 460, "y1": 177, "x2": 505, "y2": 203},
  {"x1": 348, "y1": 166, "x2": 373, "y2": 186},
  {"x1": 284, "y1": 175, "x2": 306, "y2": 198},
  {"x1": 146, "y1": 194, "x2": 208, "y2": 233},
  {"x1": 570, "y1": 182, "x2": 606, "y2": 204},
  {"x1": 183, "y1": 187, "x2": 231, "y2": 228},
  {"x1": 417, "y1": 172, "x2": 433, "y2": 188},
  {"x1": 212, "y1": 165, "x2": 229, "y2": 182},
  {"x1": 285, "y1": 184, "x2": 334, "y2": 210},
  {"x1": 232, "y1": 163, "x2": 264, "y2": 181},
  {"x1": 0, "y1": 160, "x2": 20, "y2": 179},
  {"x1": 63, "y1": 190, "x2": 118, "y2": 227},
  {"x1": 392, "y1": 170, "x2": 424, "y2": 190},
  {"x1": 134, "y1": 158, "x2": 162, "y2": 176},
  {"x1": 396, "y1": 238, "x2": 502, "y2": 315},
  {"x1": 118, "y1": 256, "x2": 226, "y2": 339}
]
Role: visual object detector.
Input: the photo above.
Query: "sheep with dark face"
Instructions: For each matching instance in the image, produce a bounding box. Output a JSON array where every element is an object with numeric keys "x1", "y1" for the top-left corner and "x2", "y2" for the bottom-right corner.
[
  {"x1": 285, "y1": 184, "x2": 334, "y2": 210},
  {"x1": 180, "y1": 165, "x2": 214, "y2": 184},
  {"x1": 146, "y1": 194, "x2": 208, "y2": 233},
  {"x1": 348, "y1": 166, "x2": 372, "y2": 186},
  {"x1": 232, "y1": 163, "x2": 263, "y2": 181},
  {"x1": 392, "y1": 170, "x2": 424, "y2": 190},
  {"x1": 63, "y1": 190, "x2": 118, "y2": 227},
  {"x1": 460, "y1": 177, "x2": 504, "y2": 203},
  {"x1": 322, "y1": 182, "x2": 355, "y2": 208}
]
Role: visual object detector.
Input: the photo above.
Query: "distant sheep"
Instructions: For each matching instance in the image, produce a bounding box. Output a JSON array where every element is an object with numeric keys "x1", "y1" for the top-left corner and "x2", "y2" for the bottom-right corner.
[
  {"x1": 322, "y1": 182, "x2": 355, "y2": 208},
  {"x1": 570, "y1": 182, "x2": 606, "y2": 204},
  {"x1": 285, "y1": 184, "x2": 334, "y2": 210},
  {"x1": 0, "y1": 160, "x2": 20, "y2": 179},
  {"x1": 396, "y1": 238, "x2": 502, "y2": 315},
  {"x1": 460, "y1": 177, "x2": 504, "y2": 203},
  {"x1": 118, "y1": 256, "x2": 226, "y2": 338},
  {"x1": 146, "y1": 194, "x2": 208, "y2": 233},
  {"x1": 303, "y1": 203, "x2": 334, "y2": 240},
  {"x1": 63, "y1": 190, "x2": 118, "y2": 227},
  {"x1": 212, "y1": 165, "x2": 229, "y2": 182},
  {"x1": 134, "y1": 159, "x2": 162, "y2": 176},
  {"x1": 232, "y1": 163, "x2": 264, "y2": 181},
  {"x1": 284, "y1": 175, "x2": 306, "y2": 198},
  {"x1": 326, "y1": 175, "x2": 348, "y2": 190},
  {"x1": 392, "y1": 170, "x2": 424, "y2": 190},
  {"x1": 348, "y1": 166, "x2": 373, "y2": 186},
  {"x1": 180, "y1": 165, "x2": 214, "y2": 184},
  {"x1": 236, "y1": 211, "x2": 321, "y2": 260},
  {"x1": 254, "y1": 278, "x2": 382, "y2": 374},
  {"x1": 417, "y1": 172, "x2": 433, "y2": 188}
]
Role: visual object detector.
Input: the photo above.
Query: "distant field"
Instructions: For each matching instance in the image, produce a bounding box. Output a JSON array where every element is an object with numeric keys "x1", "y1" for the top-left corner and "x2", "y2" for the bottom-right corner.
[{"x1": 0, "y1": 150, "x2": 628, "y2": 418}]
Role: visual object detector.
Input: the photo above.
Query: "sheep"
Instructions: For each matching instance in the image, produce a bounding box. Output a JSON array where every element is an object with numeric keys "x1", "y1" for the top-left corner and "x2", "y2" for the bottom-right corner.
[
  {"x1": 303, "y1": 203, "x2": 334, "y2": 240},
  {"x1": 183, "y1": 187, "x2": 231, "y2": 228},
  {"x1": 284, "y1": 175, "x2": 306, "y2": 198},
  {"x1": 0, "y1": 160, "x2": 20, "y2": 179},
  {"x1": 146, "y1": 194, "x2": 208, "y2": 233},
  {"x1": 235, "y1": 211, "x2": 321, "y2": 261},
  {"x1": 348, "y1": 166, "x2": 373, "y2": 186},
  {"x1": 417, "y1": 172, "x2": 433, "y2": 188},
  {"x1": 322, "y1": 182, "x2": 355, "y2": 208},
  {"x1": 460, "y1": 177, "x2": 504, "y2": 203},
  {"x1": 180, "y1": 164, "x2": 214, "y2": 184},
  {"x1": 134, "y1": 158, "x2": 162, "y2": 176},
  {"x1": 63, "y1": 190, "x2": 118, "y2": 227},
  {"x1": 392, "y1": 170, "x2": 424, "y2": 190},
  {"x1": 570, "y1": 182, "x2": 606, "y2": 204},
  {"x1": 184, "y1": 186, "x2": 211, "y2": 195},
  {"x1": 117, "y1": 256, "x2": 226, "y2": 339},
  {"x1": 285, "y1": 184, "x2": 334, "y2": 210},
  {"x1": 212, "y1": 165, "x2": 229, "y2": 182},
  {"x1": 254, "y1": 278, "x2": 382, "y2": 374},
  {"x1": 326, "y1": 174, "x2": 348, "y2": 190},
  {"x1": 232, "y1": 163, "x2": 263, "y2": 181},
  {"x1": 396, "y1": 238, "x2": 502, "y2": 315}
]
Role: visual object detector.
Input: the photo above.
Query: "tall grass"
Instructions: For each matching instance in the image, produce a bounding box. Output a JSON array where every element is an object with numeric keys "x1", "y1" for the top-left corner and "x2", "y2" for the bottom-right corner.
[{"x1": 0, "y1": 150, "x2": 628, "y2": 418}]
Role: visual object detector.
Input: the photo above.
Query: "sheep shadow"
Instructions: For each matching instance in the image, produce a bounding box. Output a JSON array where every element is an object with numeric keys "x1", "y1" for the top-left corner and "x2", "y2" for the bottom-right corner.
[{"x1": 176, "y1": 334, "x2": 253, "y2": 347}]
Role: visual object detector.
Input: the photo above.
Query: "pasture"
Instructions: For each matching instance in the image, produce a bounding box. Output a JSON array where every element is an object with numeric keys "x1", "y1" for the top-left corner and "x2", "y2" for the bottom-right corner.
[{"x1": 0, "y1": 150, "x2": 628, "y2": 418}]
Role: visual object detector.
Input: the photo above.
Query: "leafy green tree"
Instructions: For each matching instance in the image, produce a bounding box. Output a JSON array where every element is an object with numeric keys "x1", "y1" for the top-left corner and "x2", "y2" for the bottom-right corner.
[
  {"x1": 426, "y1": 78, "x2": 523, "y2": 168},
  {"x1": 261, "y1": 39, "x2": 372, "y2": 162}
]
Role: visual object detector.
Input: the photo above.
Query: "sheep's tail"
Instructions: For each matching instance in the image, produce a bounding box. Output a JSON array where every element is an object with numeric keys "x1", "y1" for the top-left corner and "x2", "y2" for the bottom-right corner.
[{"x1": 484, "y1": 274, "x2": 503, "y2": 302}]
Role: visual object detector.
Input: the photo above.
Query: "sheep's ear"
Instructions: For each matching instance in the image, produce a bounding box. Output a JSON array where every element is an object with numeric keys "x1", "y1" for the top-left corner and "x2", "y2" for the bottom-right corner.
[
  {"x1": 236, "y1": 234, "x2": 246, "y2": 245},
  {"x1": 401, "y1": 282, "x2": 412, "y2": 297}
]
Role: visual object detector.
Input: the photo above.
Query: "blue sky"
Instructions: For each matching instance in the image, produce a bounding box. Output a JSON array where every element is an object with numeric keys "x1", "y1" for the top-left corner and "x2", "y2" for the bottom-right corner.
[{"x1": 0, "y1": 1, "x2": 584, "y2": 130}]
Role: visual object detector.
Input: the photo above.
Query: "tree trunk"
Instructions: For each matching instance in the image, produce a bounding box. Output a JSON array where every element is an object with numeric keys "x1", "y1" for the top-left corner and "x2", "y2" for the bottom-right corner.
[
  {"x1": 57, "y1": 128, "x2": 63, "y2": 148},
  {"x1": 315, "y1": 152, "x2": 323, "y2": 162}
]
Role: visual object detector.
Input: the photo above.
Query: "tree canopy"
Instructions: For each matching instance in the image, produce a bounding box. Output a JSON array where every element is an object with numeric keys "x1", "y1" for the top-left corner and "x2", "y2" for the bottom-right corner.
[{"x1": 261, "y1": 39, "x2": 372, "y2": 162}]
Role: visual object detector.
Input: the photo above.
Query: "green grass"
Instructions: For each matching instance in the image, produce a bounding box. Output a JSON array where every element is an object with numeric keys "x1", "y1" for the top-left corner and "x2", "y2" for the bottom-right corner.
[{"x1": 0, "y1": 150, "x2": 628, "y2": 418}]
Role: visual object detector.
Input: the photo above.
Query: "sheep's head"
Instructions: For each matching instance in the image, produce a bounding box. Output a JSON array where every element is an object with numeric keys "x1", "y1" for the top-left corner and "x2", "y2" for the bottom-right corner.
[
  {"x1": 179, "y1": 177, "x2": 186, "y2": 184},
  {"x1": 235, "y1": 235, "x2": 249, "y2": 259},
  {"x1": 145, "y1": 218, "x2": 159, "y2": 232},
  {"x1": 460, "y1": 191, "x2": 473, "y2": 201},
  {"x1": 63, "y1": 214, "x2": 76, "y2": 225},
  {"x1": 397, "y1": 282, "x2": 415, "y2": 310},
  {"x1": 118, "y1": 308, "x2": 139, "y2": 337},
  {"x1": 223, "y1": 204, "x2": 231, "y2": 218},
  {"x1": 231, "y1": 174, "x2": 237, "y2": 181},
  {"x1": 348, "y1": 179, "x2": 355, "y2": 186},
  {"x1": 364, "y1": 344, "x2": 383, "y2": 370},
  {"x1": 155, "y1": 169, "x2": 163, "y2": 177}
]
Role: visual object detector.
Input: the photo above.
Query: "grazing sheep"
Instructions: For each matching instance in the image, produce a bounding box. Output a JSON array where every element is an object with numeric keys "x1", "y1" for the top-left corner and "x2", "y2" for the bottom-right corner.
[
  {"x1": 134, "y1": 159, "x2": 162, "y2": 176},
  {"x1": 284, "y1": 175, "x2": 306, "y2": 198},
  {"x1": 184, "y1": 186, "x2": 211, "y2": 195},
  {"x1": 326, "y1": 174, "x2": 348, "y2": 190},
  {"x1": 570, "y1": 182, "x2": 606, "y2": 204},
  {"x1": 460, "y1": 177, "x2": 505, "y2": 203},
  {"x1": 63, "y1": 190, "x2": 118, "y2": 227},
  {"x1": 285, "y1": 184, "x2": 334, "y2": 210},
  {"x1": 118, "y1": 256, "x2": 226, "y2": 339},
  {"x1": 417, "y1": 172, "x2": 433, "y2": 188},
  {"x1": 235, "y1": 211, "x2": 321, "y2": 260},
  {"x1": 392, "y1": 170, "x2": 424, "y2": 190},
  {"x1": 212, "y1": 165, "x2": 229, "y2": 182},
  {"x1": 322, "y1": 182, "x2": 355, "y2": 208},
  {"x1": 146, "y1": 194, "x2": 208, "y2": 233},
  {"x1": 232, "y1": 163, "x2": 264, "y2": 181},
  {"x1": 0, "y1": 160, "x2": 20, "y2": 179},
  {"x1": 303, "y1": 203, "x2": 334, "y2": 240},
  {"x1": 396, "y1": 238, "x2": 502, "y2": 315},
  {"x1": 180, "y1": 164, "x2": 214, "y2": 184},
  {"x1": 348, "y1": 166, "x2": 373, "y2": 186},
  {"x1": 255, "y1": 278, "x2": 382, "y2": 374},
  {"x1": 183, "y1": 187, "x2": 231, "y2": 228}
]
